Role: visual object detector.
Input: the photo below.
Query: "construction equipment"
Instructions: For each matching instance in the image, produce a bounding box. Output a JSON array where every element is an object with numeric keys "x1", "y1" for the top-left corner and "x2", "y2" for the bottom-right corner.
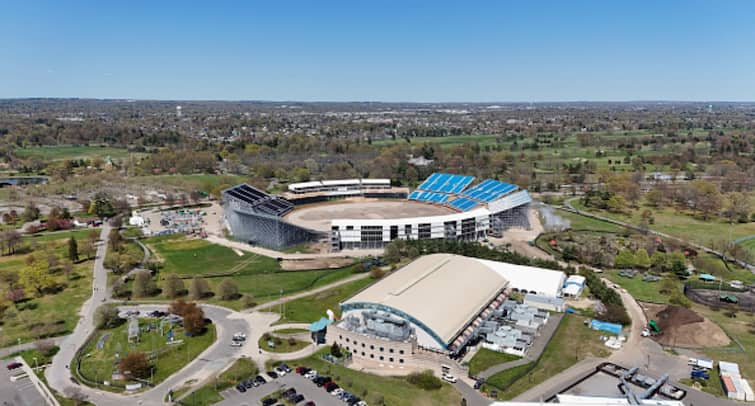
[{"x1": 648, "y1": 320, "x2": 661, "y2": 334}]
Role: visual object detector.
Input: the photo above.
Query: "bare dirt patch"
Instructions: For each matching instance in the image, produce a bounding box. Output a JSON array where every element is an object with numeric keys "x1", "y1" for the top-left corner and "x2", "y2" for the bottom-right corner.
[
  {"x1": 641, "y1": 303, "x2": 730, "y2": 348},
  {"x1": 285, "y1": 198, "x2": 453, "y2": 232},
  {"x1": 281, "y1": 257, "x2": 355, "y2": 271}
]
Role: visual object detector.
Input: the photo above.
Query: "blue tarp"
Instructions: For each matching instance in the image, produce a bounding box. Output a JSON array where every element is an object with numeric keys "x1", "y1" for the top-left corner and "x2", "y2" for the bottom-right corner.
[
  {"x1": 309, "y1": 317, "x2": 333, "y2": 332},
  {"x1": 590, "y1": 319, "x2": 623, "y2": 335},
  {"x1": 699, "y1": 273, "x2": 716, "y2": 281}
]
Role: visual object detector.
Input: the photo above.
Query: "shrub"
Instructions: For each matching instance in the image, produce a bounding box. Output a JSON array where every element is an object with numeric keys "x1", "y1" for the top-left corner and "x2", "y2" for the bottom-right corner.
[
  {"x1": 239, "y1": 294, "x2": 256, "y2": 309},
  {"x1": 407, "y1": 370, "x2": 442, "y2": 390},
  {"x1": 330, "y1": 342, "x2": 342, "y2": 358},
  {"x1": 94, "y1": 304, "x2": 122, "y2": 329}
]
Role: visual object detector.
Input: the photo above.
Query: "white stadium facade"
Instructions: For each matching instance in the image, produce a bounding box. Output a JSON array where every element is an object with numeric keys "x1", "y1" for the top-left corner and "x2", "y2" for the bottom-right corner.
[
  {"x1": 326, "y1": 253, "x2": 566, "y2": 368},
  {"x1": 222, "y1": 172, "x2": 532, "y2": 251}
]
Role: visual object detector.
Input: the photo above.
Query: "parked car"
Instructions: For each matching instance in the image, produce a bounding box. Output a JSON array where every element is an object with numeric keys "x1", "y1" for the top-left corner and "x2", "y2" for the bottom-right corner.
[
  {"x1": 442, "y1": 373, "x2": 457, "y2": 383},
  {"x1": 296, "y1": 366, "x2": 311, "y2": 375},
  {"x1": 274, "y1": 366, "x2": 287, "y2": 376},
  {"x1": 473, "y1": 379, "x2": 484, "y2": 389},
  {"x1": 282, "y1": 387, "x2": 297, "y2": 400},
  {"x1": 292, "y1": 394, "x2": 305, "y2": 403},
  {"x1": 255, "y1": 375, "x2": 267, "y2": 384},
  {"x1": 230, "y1": 341, "x2": 243, "y2": 347},
  {"x1": 280, "y1": 363, "x2": 292, "y2": 373},
  {"x1": 261, "y1": 399, "x2": 277, "y2": 406},
  {"x1": 331, "y1": 388, "x2": 344, "y2": 396},
  {"x1": 6, "y1": 362, "x2": 22, "y2": 370},
  {"x1": 324, "y1": 382, "x2": 339, "y2": 392},
  {"x1": 641, "y1": 328, "x2": 651, "y2": 337},
  {"x1": 305, "y1": 370, "x2": 318, "y2": 379},
  {"x1": 303, "y1": 402, "x2": 316, "y2": 406},
  {"x1": 314, "y1": 376, "x2": 332, "y2": 387},
  {"x1": 267, "y1": 371, "x2": 279, "y2": 379}
]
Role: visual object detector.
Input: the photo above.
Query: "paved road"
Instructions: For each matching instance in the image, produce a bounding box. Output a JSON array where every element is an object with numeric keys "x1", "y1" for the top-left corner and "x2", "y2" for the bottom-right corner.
[
  {"x1": 0, "y1": 336, "x2": 67, "y2": 360},
  {"x1": 118, "y1": 304, "x2": 251, "y2": 405},
  {"x1": 46, "y1": 223, "x2": 113, "y2": 404}
]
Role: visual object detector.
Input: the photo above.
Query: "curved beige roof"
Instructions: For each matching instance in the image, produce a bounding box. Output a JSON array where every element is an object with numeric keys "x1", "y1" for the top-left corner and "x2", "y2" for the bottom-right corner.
[{"x1": 343, "y1": 253, "x2": 509, "y2": 344}]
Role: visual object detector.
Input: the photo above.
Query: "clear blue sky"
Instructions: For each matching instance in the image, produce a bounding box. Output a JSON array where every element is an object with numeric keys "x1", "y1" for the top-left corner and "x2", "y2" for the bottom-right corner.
[{"x1": 2, "y1": 1, "x2": 755, "y2": 102}]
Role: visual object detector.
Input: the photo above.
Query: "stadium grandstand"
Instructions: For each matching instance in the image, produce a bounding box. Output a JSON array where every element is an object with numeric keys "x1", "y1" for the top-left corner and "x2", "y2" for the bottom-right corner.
[
  {"x1": 330, "y1": 172, "x2": 532, "y2": 250},
  {"x1": 284, "y1": 178, "x2": 408, "y2": 205},
  {"x1": 288, "y1": 178, "x2": 391, "y2": 194},
  {"x1": 222, "y1": 173, "x2": 532, "y2": 251},
  {"x1": 326, "y1": 254, "x2": 565, "y2": 369},
  {"x1": 222, "y1": 183, "x2": 321, "y2": 249}
]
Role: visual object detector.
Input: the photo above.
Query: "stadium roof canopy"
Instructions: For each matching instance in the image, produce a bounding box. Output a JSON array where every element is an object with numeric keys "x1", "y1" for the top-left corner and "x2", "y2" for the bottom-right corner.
[{"x1": 343, "y1": 253, "x2": 510, "y2": 345}]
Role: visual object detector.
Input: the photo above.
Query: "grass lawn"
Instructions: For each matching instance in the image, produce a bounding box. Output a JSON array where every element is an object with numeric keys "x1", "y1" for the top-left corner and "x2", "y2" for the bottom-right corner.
[
  {"x1": 259, "y1": 335, "x2": 310, "y2": 353},
  {"x1": 134, "y1": 174, "x2": 247, "y2": 196},
  {"x1": 571, "y1": 200, "x2": 755, "y2": 253},
  {"x1": 557, "y1": 208, "x2": 626, "y2": 233},
  {"x1": 680, "y1": 375, "x2": 724, "y2": 397},
  {"x1": 482, "y1": 314, "x2": 611, "y2": 400},
  {"x1": 273, "y1": 328, "x2": 309, "y2": 334},
  {"x1": 77, "y1": 318, "x2": 216, "y2": 390},
  {"x1": 696, "y1": 301, "x2": 755, "y2": 382},
  {"x1": 180, "y1": 358, "x2": 258, "y2": 406},
  {"x1": 141, "y1": 235, "x2": 366, "y2": 308},
  {"x1": 467, "y1": 348, "x2": 520, "y2": 376},
  {"x1": 272, "y1": 349, "x2": 461, "y2": 406},
  {"x1": 0, "y1": 231, "x2": 97, "y2": 347},
  {"x1": 15, "y1": 145, "x2": 134, "y2": 161},
  {"x1": 147, "y1": 235, "x2": 280, "y2": 277},
  {"x1": 268, "y1": 276, "x2": 375, "y2": 324},
  {"x1": 603, "y1": 270, "x2": 670, "y2": 304},
  {"x1": 372, "y1": 133, "x2": 501, "y2": 148}
]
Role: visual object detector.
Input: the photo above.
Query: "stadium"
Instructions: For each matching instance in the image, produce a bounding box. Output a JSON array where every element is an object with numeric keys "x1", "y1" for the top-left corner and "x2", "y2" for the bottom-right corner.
[
  {"x1": 325, "y1": 253, "x2": 566, "y2": 369},
  {"x1": 221, "y1": 173, "x2": 532, "y2": 250}
]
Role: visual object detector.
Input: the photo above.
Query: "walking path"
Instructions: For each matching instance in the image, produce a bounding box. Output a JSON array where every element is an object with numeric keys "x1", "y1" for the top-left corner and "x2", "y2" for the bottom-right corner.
[
  {"x1": 0, "y1": 336, "x2": 67, "y2": 360},
  {"x1": 249, "y1": 272, "x2": 371, "y2": 313},
  {"x1": 206, "y1": 235, "x2": 382, "y2": 260}
]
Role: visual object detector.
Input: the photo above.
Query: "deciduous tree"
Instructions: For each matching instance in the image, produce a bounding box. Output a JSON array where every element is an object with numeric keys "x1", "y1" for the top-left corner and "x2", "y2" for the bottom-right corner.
[{"x1": 119, "y1": 352, "x2": 151, "y2": 379}]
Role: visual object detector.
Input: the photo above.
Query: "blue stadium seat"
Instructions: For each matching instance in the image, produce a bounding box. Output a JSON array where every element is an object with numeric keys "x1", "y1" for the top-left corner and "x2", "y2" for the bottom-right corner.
[{"x1": 461, "y1": 179, "x2": 518, "y2": 203}]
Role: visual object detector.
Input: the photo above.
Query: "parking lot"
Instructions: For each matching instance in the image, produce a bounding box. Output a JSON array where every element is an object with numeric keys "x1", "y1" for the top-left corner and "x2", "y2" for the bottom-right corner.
[
  {"x1": 0, "y1": 360, "x2": 46, "y2": 406},
  {"x1": 215, "y1": 372, "x2": 346, "y2": 406}
]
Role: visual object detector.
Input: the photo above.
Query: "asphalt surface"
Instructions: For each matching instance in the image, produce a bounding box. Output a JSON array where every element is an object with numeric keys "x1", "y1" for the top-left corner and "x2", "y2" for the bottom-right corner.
[
  {"x1": 46, "y1": 223, "x2": 115, "y2": 405},
  {"x1": 0, "y1": 360, "x2": 46, "y2": 406},
  {"x1": 215, "y1": 372, "x2": 358, "y2": 406},
  {"x1": 42, "y1": 225, "x2": 252, "y2": 406}
]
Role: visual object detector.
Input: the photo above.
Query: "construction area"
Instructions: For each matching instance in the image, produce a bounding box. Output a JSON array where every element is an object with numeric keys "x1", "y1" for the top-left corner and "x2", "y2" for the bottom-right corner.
[
  {"x1": 686, "y1": 287, "x2": 755, "y2": 312},
  {"x1": 641, "y1": 304, "x2": 730, "y2": 348},
  {"x1": 285, "y1": 199, "x2": 453, "y2": 232}
]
